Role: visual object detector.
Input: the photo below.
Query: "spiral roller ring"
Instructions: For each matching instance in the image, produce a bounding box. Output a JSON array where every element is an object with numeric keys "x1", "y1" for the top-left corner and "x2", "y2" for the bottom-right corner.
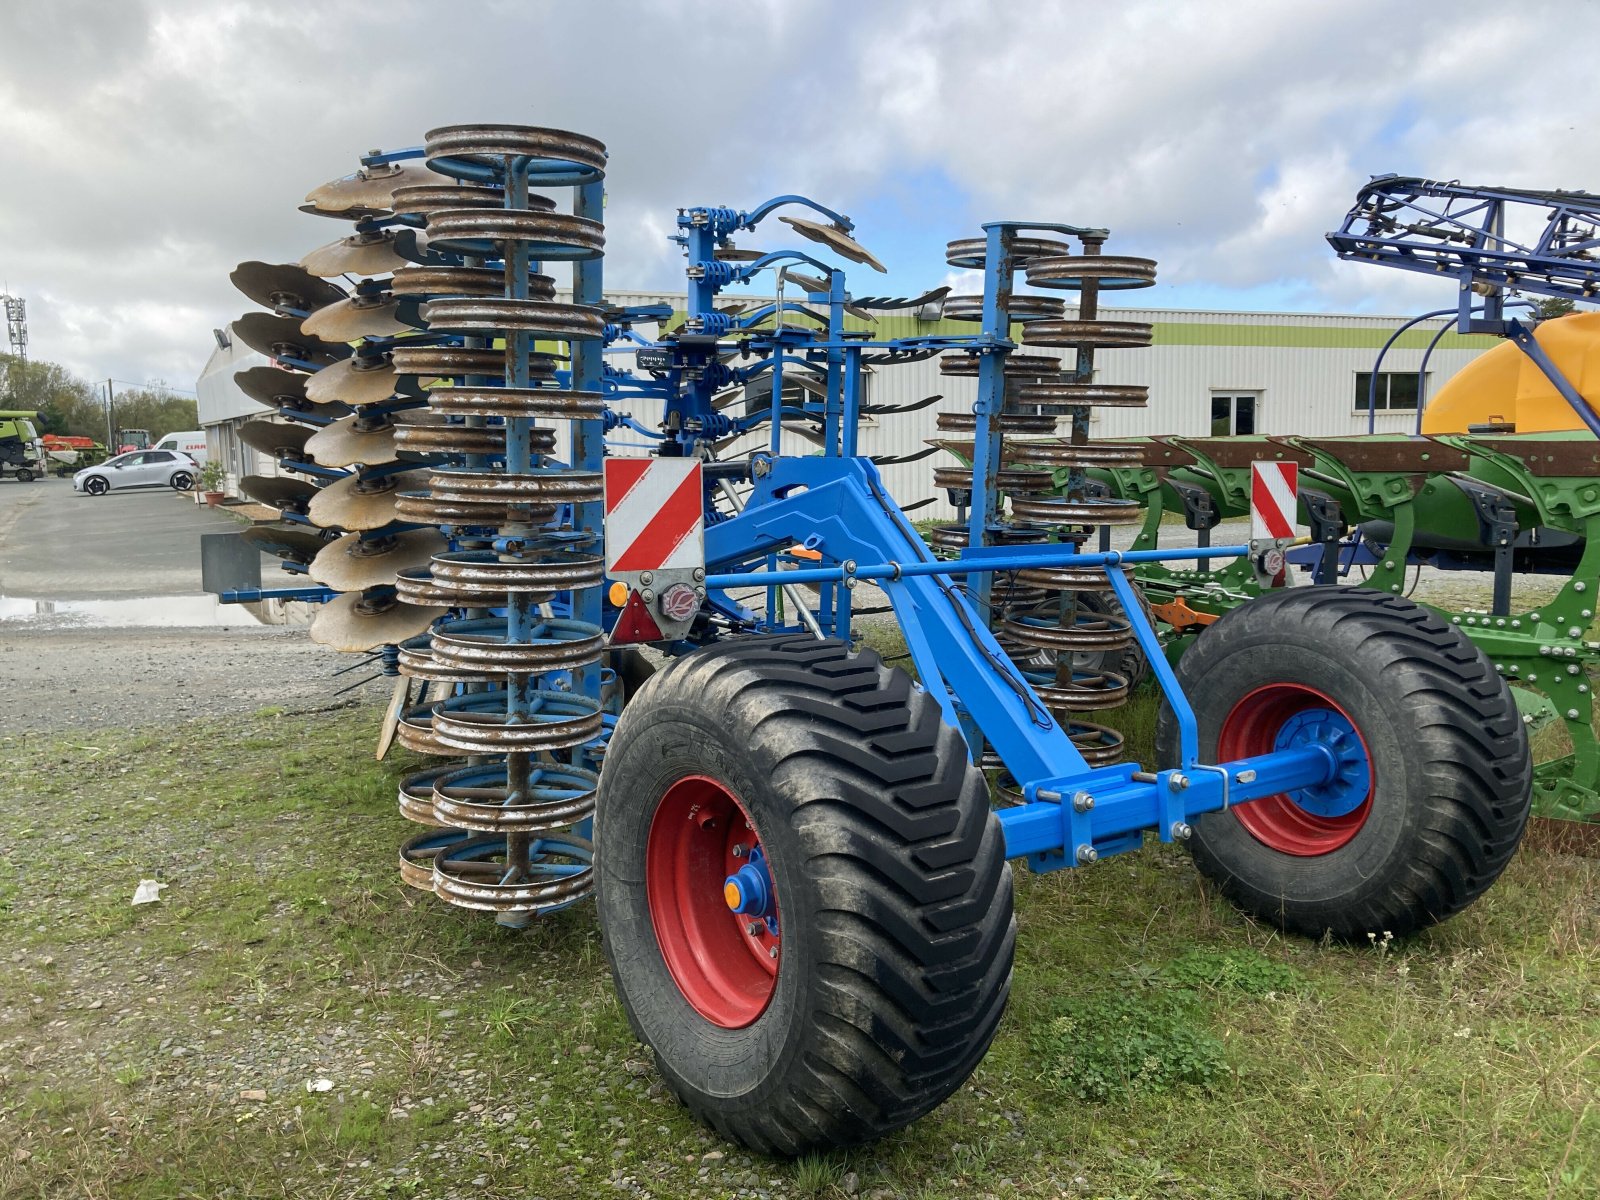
[
  {"x1": 934, "y1": 231, "x2": 1158, "y2": 766},
  {"x1": 379, "y1": 123, "x2": 611, "y2": 921}
]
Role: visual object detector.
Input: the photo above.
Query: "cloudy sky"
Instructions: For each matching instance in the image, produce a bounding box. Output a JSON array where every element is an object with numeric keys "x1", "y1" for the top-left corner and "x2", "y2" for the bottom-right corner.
[{"x1": 1, "y1": 0, "x2": 1594, "y2": 393}]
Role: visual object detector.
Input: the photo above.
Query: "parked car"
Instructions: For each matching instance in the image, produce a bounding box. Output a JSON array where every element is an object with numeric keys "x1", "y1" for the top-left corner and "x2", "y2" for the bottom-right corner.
[
  {"x1": 152, "y1": 430, "x2": 208, "y2": 465},
  {"x1": 73, "y1": 449, "x2": 198, "y2": 496}
]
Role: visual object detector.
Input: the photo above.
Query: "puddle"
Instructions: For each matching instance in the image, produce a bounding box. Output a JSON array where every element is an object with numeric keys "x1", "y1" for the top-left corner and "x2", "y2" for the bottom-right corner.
[{"x1": 0, "y1": 594, "x2": 309, "y2": 629}]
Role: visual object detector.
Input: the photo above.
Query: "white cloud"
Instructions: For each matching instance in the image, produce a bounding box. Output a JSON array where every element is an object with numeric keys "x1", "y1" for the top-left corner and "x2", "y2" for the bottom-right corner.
[{"x1": 0, "y1": 0, "x2": 1594, "y2": 389}]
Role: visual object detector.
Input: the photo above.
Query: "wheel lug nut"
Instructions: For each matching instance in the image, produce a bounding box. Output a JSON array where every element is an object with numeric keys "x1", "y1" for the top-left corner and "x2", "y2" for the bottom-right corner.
[
  {"x1": 732, "y1": 844, "x2": 746, "y2": 858},
  {"x1": 768, "y1": 946, "x2": 779, "y2": 959},
  {"x1": 746, "y1": 922, "x2": 762, "y2": 936}
]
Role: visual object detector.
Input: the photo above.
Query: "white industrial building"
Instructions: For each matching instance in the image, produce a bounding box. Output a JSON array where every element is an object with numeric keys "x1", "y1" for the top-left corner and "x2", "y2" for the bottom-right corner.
[{"x1": 196, "y1": 296, "x2": 1499, "y2": 514}]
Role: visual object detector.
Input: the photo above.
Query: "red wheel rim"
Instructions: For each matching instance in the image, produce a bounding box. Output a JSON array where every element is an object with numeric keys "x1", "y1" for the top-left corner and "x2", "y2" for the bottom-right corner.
[
  {"x1": 645, "y1": 775, "x2": 778, "y2": 1028},
  {"x1": 1218, "y1": 684, "x2": 1374, "y2": 856}
]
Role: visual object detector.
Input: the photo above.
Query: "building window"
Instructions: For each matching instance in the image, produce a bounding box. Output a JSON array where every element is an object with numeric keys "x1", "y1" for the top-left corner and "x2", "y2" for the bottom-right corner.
[
  {"x1": 1210, "y1": 393, "x2": 1259, "y2": 436},
  {"x1": 1355, "y1": 372, "x2": 1425, "y2": 411}
]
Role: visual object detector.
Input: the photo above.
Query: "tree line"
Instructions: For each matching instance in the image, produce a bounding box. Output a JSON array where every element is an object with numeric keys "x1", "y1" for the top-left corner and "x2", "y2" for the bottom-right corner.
[{"x1": 0, "y1": 353, "x2": 199, "y2": 442}]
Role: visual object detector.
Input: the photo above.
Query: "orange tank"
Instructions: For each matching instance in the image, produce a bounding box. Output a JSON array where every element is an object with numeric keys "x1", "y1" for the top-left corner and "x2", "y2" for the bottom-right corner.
[{"x1": 1423, "y1": 311, "x2": 1600, "y2": 434}]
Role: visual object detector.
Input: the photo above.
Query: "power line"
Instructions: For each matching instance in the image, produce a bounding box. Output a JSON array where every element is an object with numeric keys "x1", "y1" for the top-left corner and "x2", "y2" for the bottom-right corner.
[{"x1": 106, "y1": 379, "x2": 198, "y2": 396}]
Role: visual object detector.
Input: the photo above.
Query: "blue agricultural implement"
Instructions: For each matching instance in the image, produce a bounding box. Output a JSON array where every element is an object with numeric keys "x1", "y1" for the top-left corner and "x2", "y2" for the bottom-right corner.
[{"x1": 217, "y1": 129, "x2": 1531, "y2": 1153}]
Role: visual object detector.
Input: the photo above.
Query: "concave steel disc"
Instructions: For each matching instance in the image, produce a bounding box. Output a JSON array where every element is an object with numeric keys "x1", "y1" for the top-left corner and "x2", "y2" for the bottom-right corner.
[
  {"x1": 301, "y1": 295, "x2": 421, "y2": 341},
  {"x1": 300, "y1": 228, "x2": 426, "y2": 278},
  {"x1": 238, "y1": 418, "x2": 314, "y2": 457},
  {"x1": 305, "y1": 160, "x2": 439, "y2": 214},
  {"x1": 306, "y1": 355, "x2": 416, "y2": 407},
  {"x1": 233, "y1": 312, "x2": 351, "y2": 365},
  {"x1": 233, "y1": 366, "x2": 345, "y2": 420},
  {"x1": 305, "y1": 414, "x2": 400, "y2": 467},
  {"x1": 238, "y1": 524, "x2": 326, "y2": 564},
  {"x1": 230, "y1": 261, "x2": 346, "y2": 313},
  {"x1": 309, "y1": 528, "x2": 449, "y2": 592},
  {"x1": 778, "y1": 216, "x2": 886, "y2": 272},
  {"x1": 239, "y1": 473, "x2": 317, "y2": 511},
  {"x1": 307, "y1": 468, "x2": 426, "y2": 532},
  {"x1": 309, "y1": 589, "x2": 445, "y2": 653}
]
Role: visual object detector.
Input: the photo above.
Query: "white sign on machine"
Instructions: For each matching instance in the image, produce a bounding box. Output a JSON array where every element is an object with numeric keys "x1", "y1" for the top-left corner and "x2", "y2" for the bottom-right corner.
[
  {"x1": 603, "y1": 457, "x2": 706, "y2": 643},
  {"x1": 1249, "y1": 460, "x2": 1299, "y2": 582}
]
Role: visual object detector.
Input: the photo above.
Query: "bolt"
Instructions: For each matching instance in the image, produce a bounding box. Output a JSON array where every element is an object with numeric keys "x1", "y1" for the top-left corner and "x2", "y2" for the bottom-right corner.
[
  {"x1": 1569, "y1": 709, "x2": 1582, "y2": 720},
  {"x1": 1072, "y1": 791, "x2": 1095, "y2": 813},
  {"x1": 1075, "y1": 845, "x2": 1098, "y2": 865},
  {"x1": 1531, "y1": 613, "x2": 1542, "y2": 621},
  {"x1": 692, "y1": 567, "x2": 705, "y2": 582},
  {"x1": 732, "y1": 844, "x2": 746, "y2": 857},
  {"x1": 1529, "y1": 673, "x2": 1539, "y2": 682},
  {"x1": 1570, "y1": 665, "x2": 1582, "y2": 676},
  {"x1": 1170, "y1": 822, "x2": 1193, "y2": 841},
  {"x1": 640, "y1": 571, "x2": 654, "y2": 585},
  {"x1": 1577, "y1": 582, "x2": 1588, "y2": 593},
  {"x1": 1168, "y1": 773, "x2": 1190, "y2": 792},
  {"x1": 747, "y1": 922, "x2": 762, "y2": 936},
  {"x1": 1496, "y1": 618, "x2": 1506, "y2": 627},
  {"x1": 1570, "y1": 627, "x2": 1583, "y2": 639},
  {"x1": 1236, "y1": 769, "x2": 1257, "y2": 784},
  {"x1": 768, "y1": 945, "x2": 779, "y2": 959},
  {"x1": 640, "y1": 588, "x2": 655, "y2": 603}
]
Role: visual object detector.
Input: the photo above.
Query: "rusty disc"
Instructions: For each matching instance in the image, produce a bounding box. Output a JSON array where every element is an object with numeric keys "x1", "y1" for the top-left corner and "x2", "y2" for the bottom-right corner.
[
  {"x1": 1010, "y1": 495, "x2": 1144, "y2": 527},
  {"x1": 309, "y1": 528, "x2": 448, "y2": 592},
  {"x1": 1069, "y1": 720, "x2": 1125, "y2": 766},
  {"x1": 426, "y1": 468, "x2": 602, "y2": 507},
  {"x1": 310, "y1": 590, "x2": 444, "y2": 653},
  {"x1": 302, "y1": 295, "x2": 418, "y2": 341},
  {"x1": 230, "y1": 261, "x2": 345, "y2": 313},
  {"x1": 305, "y1": 160, "x2": 438, "y2": 214},
  {"x1": 778, "y1": 216, "x2": 886, "y2": 273},
  {"x1": 1017, "y1": 381, "x2": 1149, "y2": 409},
  {"x1": 398, "y1": 764, "x2": 458, "y2": 827},
  {"x1": 238, "y1": 418, "x2": 314, "y2": 458},
  {"x1": 390, "y1": 182, "x2": 520, "y2": 216},
  {"x1": 942, "y1": 293, "x2": 1064, "y2": 322},
  {"x1": 307, "y1": 468, "x2": 427, "y2": 531},
  {"x1": 1024, "y1": 255, "x2": 1157, "y2": 291},
  {"x1": 238, "y1": 524, "x2": 326, "y2": 564},
  {"x1": 305, "y1": 414, "x2": 403, "y2": 467},
  {"x1": 945, "y1": 236, "x2": 1074, "y2": 270},
  {"x1": 429, "y1": 615, "x2": 603, "y2": 675},
  {"x1": 431, "y1": 691, "x2": 603, "y2": 755},
  {"x1": 430, "y1": 832, "x2": 595, "y2": 914},
  {"x1": 430, "y1": 550, "x2": 602, "y2": 596},
  {"x1": 939, "y1": 353, "x2": 1061, "y2": 377},
  {"x1": 1021, "y1": 320, "x2": 1153, "y2": 349},
  {"x1": 431, "y1": 761, "x2": 598, "y2": 835},
  {"x1": 936, "y1": 410, "x2": 1057, "y2": 435},
  {"x1": 423, "y1": 125, "x2": 607, "y2": 181},
  {"x1": 1003, "y1": 609, "x2": 1133, "y2": 653},
  {"x1": 1017, "y1": 564, "x2": 1129, "y2": 591},
  {"x1": 398, "y1": 826, "x2": 474, "y2": 890},
  {"x1": 388, "y1": 346, "x2": 507, "y2": 379},
  {"x1": 304, "y1": 355, "x2": 413, "y2": 407},
  {"x1": 420, "y1": 298, "x2": 606, "y2": 340},
  {"x1": 396, "y1": 701, "x2": 454, "y2": 758},
  {"x1": 423, "y1": 210, "x2": 605, "y2": 260},
  {"x1": 424, "y1": 385, "x2": 602, "y2": 421},
  {"x1": 1033, "y1": 669, "x2": 1132, "y2": 713},
  {"x1": 234, "y1": 312, "x2": 351, "y2": 365},
  {"x1": 1002, "y1": 440, "x2": 1147, "y2": 469},
  {"x1": 300, "y1": 228, "x2": 423, "y2": 278},
  {"x1": 390, "y1": 265, "x2": 546, "y2": 298},
  {"x1": 238, "y1": 473, "x2": 316, "y2": 512}
]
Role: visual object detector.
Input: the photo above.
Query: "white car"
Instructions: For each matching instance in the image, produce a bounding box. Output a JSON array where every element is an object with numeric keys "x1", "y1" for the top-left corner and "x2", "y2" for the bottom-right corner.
[{"x1": 74, "y1": 449, "x2": 199, "y2": 496}]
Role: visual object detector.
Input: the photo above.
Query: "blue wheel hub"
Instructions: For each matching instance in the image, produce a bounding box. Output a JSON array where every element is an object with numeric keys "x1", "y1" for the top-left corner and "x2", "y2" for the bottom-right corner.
[
  {"x1": 724, "y1": 845, "x2": 778, "y2": 934},
  {"x1": 1274, "y1": 707, "x2": 1371, "y2": 817}
]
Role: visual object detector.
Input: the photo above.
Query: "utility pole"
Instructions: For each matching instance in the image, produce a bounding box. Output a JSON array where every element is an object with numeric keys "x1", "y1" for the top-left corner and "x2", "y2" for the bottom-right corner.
[
  {"x1": 105, "y1": 379, "x2": 115, "y2": 448},
  {"x1": 1, "y1": 293, "x2": 25, "y2": 362}
]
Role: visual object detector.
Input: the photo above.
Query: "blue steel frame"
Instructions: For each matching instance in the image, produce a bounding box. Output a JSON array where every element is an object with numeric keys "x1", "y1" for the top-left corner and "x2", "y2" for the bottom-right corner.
[
  {"x1": 228, "y1": 166, "x2": 1353, "y2": 875},
  {"x1": 610, "y1": 205, "x2": 1347, "y2": 872},
  {"x1": 1328, "y1": 175, "x2": 1600, "y2": 438}
]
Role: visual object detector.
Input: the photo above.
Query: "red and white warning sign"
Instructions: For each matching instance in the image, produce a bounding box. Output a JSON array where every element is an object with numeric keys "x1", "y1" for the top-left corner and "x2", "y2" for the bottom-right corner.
[
  {"x1": 603, "y1": 457, "x2": 705, "y2": 575},
  {"x1": 1250, "y1": 461, "x2": 1299, "y2": 541}
]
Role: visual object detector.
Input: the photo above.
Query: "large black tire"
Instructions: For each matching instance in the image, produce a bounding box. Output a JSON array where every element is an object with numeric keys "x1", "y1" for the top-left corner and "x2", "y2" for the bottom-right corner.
[
  {"x1": 1157, "y1": 587, "x2": 1530, "y2": 941},
  {"x1": 596, "y1": 634, "x2": 1015, "y2": 1154},
  {"x1": 16, "y1": 467, "x2": 33, "y2": 483}
]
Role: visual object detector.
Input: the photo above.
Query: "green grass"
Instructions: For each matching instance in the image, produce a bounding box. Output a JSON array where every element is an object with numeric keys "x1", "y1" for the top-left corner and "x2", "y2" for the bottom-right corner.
[{"x1": 0, "y1": 700, "x2": 1596, "y2": 1199}]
